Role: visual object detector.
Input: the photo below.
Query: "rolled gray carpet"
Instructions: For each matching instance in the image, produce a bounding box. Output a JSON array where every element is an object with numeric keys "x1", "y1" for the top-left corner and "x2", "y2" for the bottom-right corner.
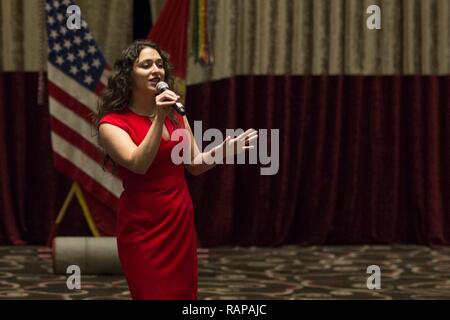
[{"x1": 53, "y1": 237, "x2": 123, "y2": 275}]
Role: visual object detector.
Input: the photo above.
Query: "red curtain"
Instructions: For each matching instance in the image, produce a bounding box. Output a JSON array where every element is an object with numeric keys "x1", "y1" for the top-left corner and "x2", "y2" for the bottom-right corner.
[
  {"x1": 0, "y1": 73, "x2": 112, "y2": 245},
  {"x1": 1, "y1": 73, "x2": 449, "y2": 245},
  {"x1": 185, "y1": 75, "x2": 450, "y2": 245}
]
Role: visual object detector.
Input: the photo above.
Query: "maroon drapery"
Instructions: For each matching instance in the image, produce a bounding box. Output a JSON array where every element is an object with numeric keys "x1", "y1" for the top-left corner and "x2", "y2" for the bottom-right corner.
[
  {"x1": 185, "y1": 75, "x2": 450, "y2": 246},
  {"x1": 1, "y1": 73, "x2": 449, "y2": 245}
]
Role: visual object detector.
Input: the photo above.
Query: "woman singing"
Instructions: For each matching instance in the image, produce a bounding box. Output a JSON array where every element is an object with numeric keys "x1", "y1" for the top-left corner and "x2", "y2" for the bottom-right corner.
[{"x1": 96, "y1": 40, "x2": 257, "y2": 299}]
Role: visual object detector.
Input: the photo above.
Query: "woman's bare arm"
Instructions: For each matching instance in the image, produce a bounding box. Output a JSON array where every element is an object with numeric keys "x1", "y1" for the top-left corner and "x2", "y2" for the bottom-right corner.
[
  {"x1": 183, "y1": 116, "x2": 258, "y2": 176},
  {"x1": 99, "y1": 116, "x2": 165, "y2": 174}
]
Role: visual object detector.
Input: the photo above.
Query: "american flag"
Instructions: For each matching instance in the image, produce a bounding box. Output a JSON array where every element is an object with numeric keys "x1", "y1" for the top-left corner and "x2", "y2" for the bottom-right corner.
[{"x1": 46, "y1": 0, "x2": 122, "y2": 210}]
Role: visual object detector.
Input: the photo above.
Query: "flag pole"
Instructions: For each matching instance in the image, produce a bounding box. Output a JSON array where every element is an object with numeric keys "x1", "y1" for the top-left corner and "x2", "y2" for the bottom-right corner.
[
  {"x1": 46, "y1": 182, "x2": 76, "y2": 247},
  {"x1": 46, "y1": 182, "x2": 101, "y2": 247},
  {"x1": 73, "y1": 183, "x2": 101, "y2": 237}
]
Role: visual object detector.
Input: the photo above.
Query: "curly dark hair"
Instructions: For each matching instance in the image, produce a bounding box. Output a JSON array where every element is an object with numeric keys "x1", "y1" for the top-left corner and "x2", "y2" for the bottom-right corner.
[
  {"x1": 96, "y1": 39, "x2": 177, "y2": 124},
  {"x1": 94, "y1": 39, "x2": 179, "y2": 170}
]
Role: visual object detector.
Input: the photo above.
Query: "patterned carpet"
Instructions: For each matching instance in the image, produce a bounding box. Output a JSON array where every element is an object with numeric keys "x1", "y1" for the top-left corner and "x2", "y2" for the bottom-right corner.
[{"x1": 1, "y1": 245, "x2": 450, "y2": 300}]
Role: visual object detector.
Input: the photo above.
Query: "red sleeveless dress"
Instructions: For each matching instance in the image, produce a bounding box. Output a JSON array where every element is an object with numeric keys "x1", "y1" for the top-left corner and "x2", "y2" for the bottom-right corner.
[{"x1": 99, "y1": 109, "x2": 197, "y2": 300}]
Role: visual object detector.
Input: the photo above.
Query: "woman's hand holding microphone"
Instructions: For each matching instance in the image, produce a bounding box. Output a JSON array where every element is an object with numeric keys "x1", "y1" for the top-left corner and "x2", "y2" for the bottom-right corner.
[{"x1": 154, "y1": 89, "x2": 180, "y2": 120}]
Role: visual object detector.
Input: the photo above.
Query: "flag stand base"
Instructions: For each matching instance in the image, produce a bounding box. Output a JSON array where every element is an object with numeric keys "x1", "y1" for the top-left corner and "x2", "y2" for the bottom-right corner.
[{"x1": 46, "y1": 182, "x2": 100, "y2": 247}]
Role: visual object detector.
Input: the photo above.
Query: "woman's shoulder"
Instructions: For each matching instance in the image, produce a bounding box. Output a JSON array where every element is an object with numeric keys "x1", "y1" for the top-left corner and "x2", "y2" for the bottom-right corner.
[{"x1": 98, "y1": 109, "x2": 132, "y2": 132}]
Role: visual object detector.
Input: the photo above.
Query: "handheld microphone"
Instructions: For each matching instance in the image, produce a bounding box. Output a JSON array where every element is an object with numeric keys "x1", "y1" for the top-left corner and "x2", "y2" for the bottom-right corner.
[{"x1": 156, "y1": 81, "x2": 186, "y2": 116}]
